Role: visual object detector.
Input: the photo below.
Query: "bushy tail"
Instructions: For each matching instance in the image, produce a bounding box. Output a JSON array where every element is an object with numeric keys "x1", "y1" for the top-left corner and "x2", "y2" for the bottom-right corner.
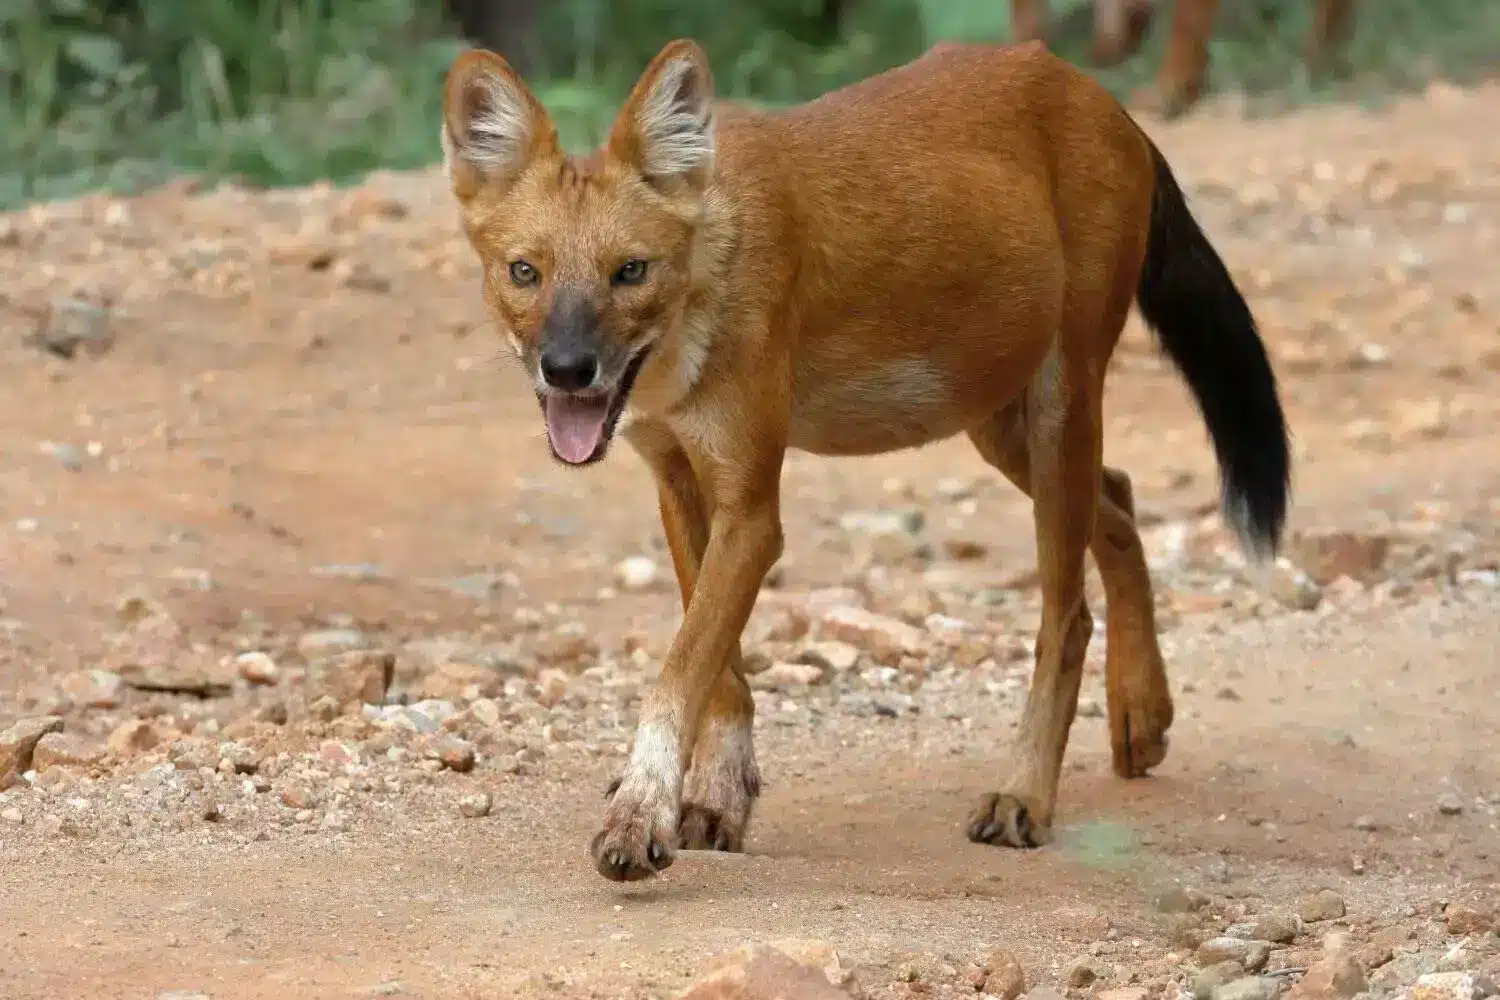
[{"x1": 1135, "y1": 138, "x2": 1290, "y2": 559}]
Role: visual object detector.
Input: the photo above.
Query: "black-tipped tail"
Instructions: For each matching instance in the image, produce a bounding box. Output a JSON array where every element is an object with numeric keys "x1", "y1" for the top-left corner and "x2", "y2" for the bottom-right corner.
[{"x1": 1136, "y1": 139, "x2": 1290, "y2": 558}]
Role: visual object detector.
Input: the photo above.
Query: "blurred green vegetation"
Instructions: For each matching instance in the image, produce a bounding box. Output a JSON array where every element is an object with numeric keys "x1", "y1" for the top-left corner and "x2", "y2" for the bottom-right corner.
[{"x1": 2, "y1": 0, "x2": 1496, "y2": 208}]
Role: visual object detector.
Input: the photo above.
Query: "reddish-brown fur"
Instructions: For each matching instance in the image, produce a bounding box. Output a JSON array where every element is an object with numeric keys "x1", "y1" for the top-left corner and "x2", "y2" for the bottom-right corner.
[
  {"x1": 441, "y1": 38, "x2": 1281, "y2": 881},
  {"x1": 1011, "y1": 0, "x2": 1357, "y2": 117}
]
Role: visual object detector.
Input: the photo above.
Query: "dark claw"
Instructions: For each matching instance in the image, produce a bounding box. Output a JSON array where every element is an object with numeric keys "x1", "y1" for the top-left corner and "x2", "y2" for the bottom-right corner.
[
  {"x1": 603, "y1": 777, "x2": 621, "y2": 799},
  {"x1": 647, "y1": 841, "x2": 665, "y2": 865},
  {"x1": 967, "y1": 793, "x2": 1042, "y2": 849},
  {"x1": 1012, "y1": 804, "x2": 1033, "y2": 846}
]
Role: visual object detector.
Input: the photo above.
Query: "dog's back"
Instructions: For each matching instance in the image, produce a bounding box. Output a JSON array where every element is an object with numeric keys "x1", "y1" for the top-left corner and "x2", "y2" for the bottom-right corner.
[{"x1": 708, "y1": 41, "x2": 1158, "y2": 457}]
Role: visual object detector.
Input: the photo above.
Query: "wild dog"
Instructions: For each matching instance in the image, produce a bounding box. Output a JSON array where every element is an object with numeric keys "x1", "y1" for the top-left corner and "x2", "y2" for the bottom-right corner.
[
  {"x1": 1010, "y1": 0, "x2": 1357, "y2": 117},
  {"x1": 441, "y1": 37, "x2": 1290, "y2": 881}
]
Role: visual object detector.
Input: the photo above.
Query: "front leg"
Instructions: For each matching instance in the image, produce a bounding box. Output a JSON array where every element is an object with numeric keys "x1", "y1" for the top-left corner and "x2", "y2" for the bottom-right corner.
[
  {"x1": 593, "y1": 426, "x2": 785, "y2": 882},
  {"x1": 621, "y1": 424, "x2": 763, "y2": 854}
]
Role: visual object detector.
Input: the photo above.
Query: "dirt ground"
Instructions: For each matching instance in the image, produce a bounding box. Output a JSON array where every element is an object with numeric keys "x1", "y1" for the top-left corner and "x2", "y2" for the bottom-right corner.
[{"x1": 1, "y1": 80, "x2": 1498, "y2": 1000}]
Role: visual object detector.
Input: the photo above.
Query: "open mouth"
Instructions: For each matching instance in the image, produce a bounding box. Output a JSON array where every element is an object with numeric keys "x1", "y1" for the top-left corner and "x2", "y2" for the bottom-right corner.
[{"x1": 540, "y1": 348, "x2": 651, "y2": 466}]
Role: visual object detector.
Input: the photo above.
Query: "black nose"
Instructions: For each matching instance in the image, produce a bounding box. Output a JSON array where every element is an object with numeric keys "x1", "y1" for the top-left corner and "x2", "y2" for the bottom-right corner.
[{"x1": 540, "y1": 347, "x2": 598, "y2": 391}]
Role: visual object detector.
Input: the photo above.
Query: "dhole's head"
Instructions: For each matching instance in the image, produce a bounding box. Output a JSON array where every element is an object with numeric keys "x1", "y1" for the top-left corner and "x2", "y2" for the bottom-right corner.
[{"x1": 442, "y1": 40, "x2": 717, "y2": 466}]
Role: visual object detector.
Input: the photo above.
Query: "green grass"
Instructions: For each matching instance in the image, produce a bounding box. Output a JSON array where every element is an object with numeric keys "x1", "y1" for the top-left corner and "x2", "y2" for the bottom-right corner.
[{"x1": 2, "y1": 0, "x2": 1496, "y2": 209}]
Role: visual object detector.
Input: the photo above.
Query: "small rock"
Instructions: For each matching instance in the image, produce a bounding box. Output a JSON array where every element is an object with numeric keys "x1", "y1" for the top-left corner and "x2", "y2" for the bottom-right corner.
[
  {"x1": 1027, "y1": 987, "x2": 1068, "y2": 1000},
  {"x1": 413, "y1": 660, "x2": 502, "y2": 702},
  {"x1": 614, "y1": 555, "x2": 661, "y2": 592},
  {"x1": 682, "y1": 943, "x2": 856, "y2": 999},
  {"x1": 107, "y1": 718, "x2": 164, "y2": 756},
  {"x1": 434, "y1": 736, "x2": 477, "y2": 773},
  {"x1": 759, "y1": 940, "x2": 859, "y2": 993},
  {"x1": 1155, "y1": 886, "x2": 1212, "y2": 913},
  {"x1": 839, "y1": 508, "x2": 925, "y2": 537},
  {"x1": 1200, "y1": 938, "x2": 1269, "y2": 971},
  {"x1": 1, "y1": 807, "x2": 23, "y2": 824},
  {"x1": 533, "y1": 629, "x2": 599, "y2": 668},
  {"x1": 333, "y1": 259, "x2": 391, "y2": 293},
  {"x1": 749, "y1": 662, "x2": 826, "y2": 689},
  {"x1": 0, "y1": 715, "x2": 65, "y2": 788},
  {"x1": 820, "y1": 606, "x2": 927, "y2": 664},
  {"x1": 1270, "y1": 559, "x2": 1323, "y2": 611},
  {"x1": 1393, "y1": 398, "x2": 1449, "y2": 440},
  {"x1": 222, "y1": 743, "x2": 263, "y2": 774},
  {"x1": 1213, "y1": 979, "x2": 1279, "y2": 1000},
  {"x1": 1299, "y1": 889, "x2": 1347, "y2": 923},
  {"x1": 983, "y1": 949, "x2": 1027, "y2": 1000},
  {"x1": 796, "y1": 641, "x2": 860, "y2": 674},
  {"x1": 1437, "y1": 792, "x2": 1465, "y2": 816},
  {"x1": 1411, "y1": 972, "x2": 1494, "y2": 1000},
  {"x1": 31, "y1": 732, "x2": 105, "y2": 771},
  {"x1": 267, "y1": 236, "x2": 335, "y2": 270},
  {"x1": 1355, "y1": 943, "x2": 1393, "y2": 971},
  {"x1": 296, "y1": 628, "x2": 370, "y2": 658},
  {"x1": 1066, "y1": 958, "x2": 1105, "y2": 989},
  {"x1": 306, "y1": 650, "x2": 394, "y2": 708},
  {"x1": 280, "y1": 784, "x2": 317, "y2": 810},
  {"x1": 116, "y1": 659, "x2": 232, "y2": 698},
  {"x1": 157, "y1": 992, "x2": 211, "y2": 1000},
  {"x1": 57, "y1": 669, "x2": 125, "y2": 709},
  {"x1": 1437, "y1": 942, "x2": 1476, "y2": 974},
  {"x1": 458, "y1": 792, "x2": 492, "y2": 818},
  {"x1": 1195, "y1": 963, "x2": 1248, "y2": 1000},
  {"x1": 1288, "y1": 954, "x2": 1366, "y2": 1000},
  {"x1": 1292, "y1": 531, "x2": 1389, "y2": 586},
  {"x1": 1252, "y1": 913, "x2": 1303, "y2": 945},
  {"x1": 30, "y1": 295, "x2": 115, "y2": 359},
  {"x1": 1445, "y1": 904, "x2": 1494, "y2": 936},
  {"x1": 235, "y1": 652, "x2": 280, "y2": 685}
]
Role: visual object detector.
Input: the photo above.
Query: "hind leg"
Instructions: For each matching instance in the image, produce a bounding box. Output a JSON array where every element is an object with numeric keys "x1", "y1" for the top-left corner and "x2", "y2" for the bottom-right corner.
[
  {"x1": 969, "y1": 407, "x2": 1173, "y2": 784},
  {"x1": 964, "y1": 351, "x2": 1100, "y2": 849},
  {"x1": 1096, "y1": 467, "x2": 1174, "y2": 776}
]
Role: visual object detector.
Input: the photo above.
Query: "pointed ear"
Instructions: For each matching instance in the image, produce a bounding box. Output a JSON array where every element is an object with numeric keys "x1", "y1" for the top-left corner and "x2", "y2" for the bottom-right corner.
[
  {"x1": 442, "y1": 49, "x2": 556, "y2": 200},
  {"x1": 607, "y1": 40, "x2": 716, "y2": 192}
]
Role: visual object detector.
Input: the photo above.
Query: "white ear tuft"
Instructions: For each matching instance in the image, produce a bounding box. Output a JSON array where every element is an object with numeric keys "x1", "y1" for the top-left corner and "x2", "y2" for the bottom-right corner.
[
  {"x1": 442, "y1": 51, "x2": 551, "y2": 196},
  {"x1": 446, "y1": 71, "x2": 533, "y2": 176},
  {"x1": 634, "y1": 56, "x2": 715, "y2": 182}
]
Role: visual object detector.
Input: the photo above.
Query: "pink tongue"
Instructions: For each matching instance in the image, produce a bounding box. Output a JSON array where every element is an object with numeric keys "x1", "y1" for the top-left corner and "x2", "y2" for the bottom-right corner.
[{"x1": 545, "y1": 395, "x2": 611, "y2": 464}]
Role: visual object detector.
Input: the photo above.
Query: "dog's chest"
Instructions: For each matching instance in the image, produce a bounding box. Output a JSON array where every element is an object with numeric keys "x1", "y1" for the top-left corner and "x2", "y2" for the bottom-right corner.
[{"x1": 788, "y1": 357, "x2": 963, "y2": 456}]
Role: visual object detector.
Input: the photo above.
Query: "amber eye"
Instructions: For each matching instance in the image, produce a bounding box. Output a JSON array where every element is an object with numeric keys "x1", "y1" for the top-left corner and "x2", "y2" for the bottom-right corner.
[
  {"x1": 613, "y1": 258, "x2": 648, "y2": 286},
  {"x1": 508, "y1": 260, "x2": 539, "y2": 286}
]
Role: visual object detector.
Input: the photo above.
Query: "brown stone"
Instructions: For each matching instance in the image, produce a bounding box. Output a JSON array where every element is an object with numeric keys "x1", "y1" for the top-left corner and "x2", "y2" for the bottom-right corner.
[
  {"x1": 31, "y1": 732, "x2": 105, "y2": 771},
  {"x1": 0, "y1": 716, "x2": 65, "y2": 788},
  {"x1": 983, "y1": 949, "x2": 1026, "y2": 1000},
  {"x1": 682, "y1": 944, "x2": 856, "y2": 1000},
  {"x1": 820, "y1": 606, "x2": 927, "y2": 664},
  {"x1": 1287, "y1": 954, "x2": 1366, "y2": 1000},
  {"x1": 412, "y1": 661, "x2": 502, "y2": 702},
  {"x1": 306, "y1": 650, "x2": 394, "y2": 708},
  {"x1": 110, "y1": 719, "x2": 172, "y2": 756},
  {"x1": 433, "y1": 736, "x2": 477, "y2": 773},
  {"x1": 1299, "y1": 889, "x2": 1347, "y2": 923},
  {"x1": 1292, "y1": 530, "x2": 1390, "y2": 585},
  {"x1": 57, "y1": 669, "x2": 125, "y2": 709},
  {"x1": 1445, "y1": 903, "x2": 1494, "y2": 936}
]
